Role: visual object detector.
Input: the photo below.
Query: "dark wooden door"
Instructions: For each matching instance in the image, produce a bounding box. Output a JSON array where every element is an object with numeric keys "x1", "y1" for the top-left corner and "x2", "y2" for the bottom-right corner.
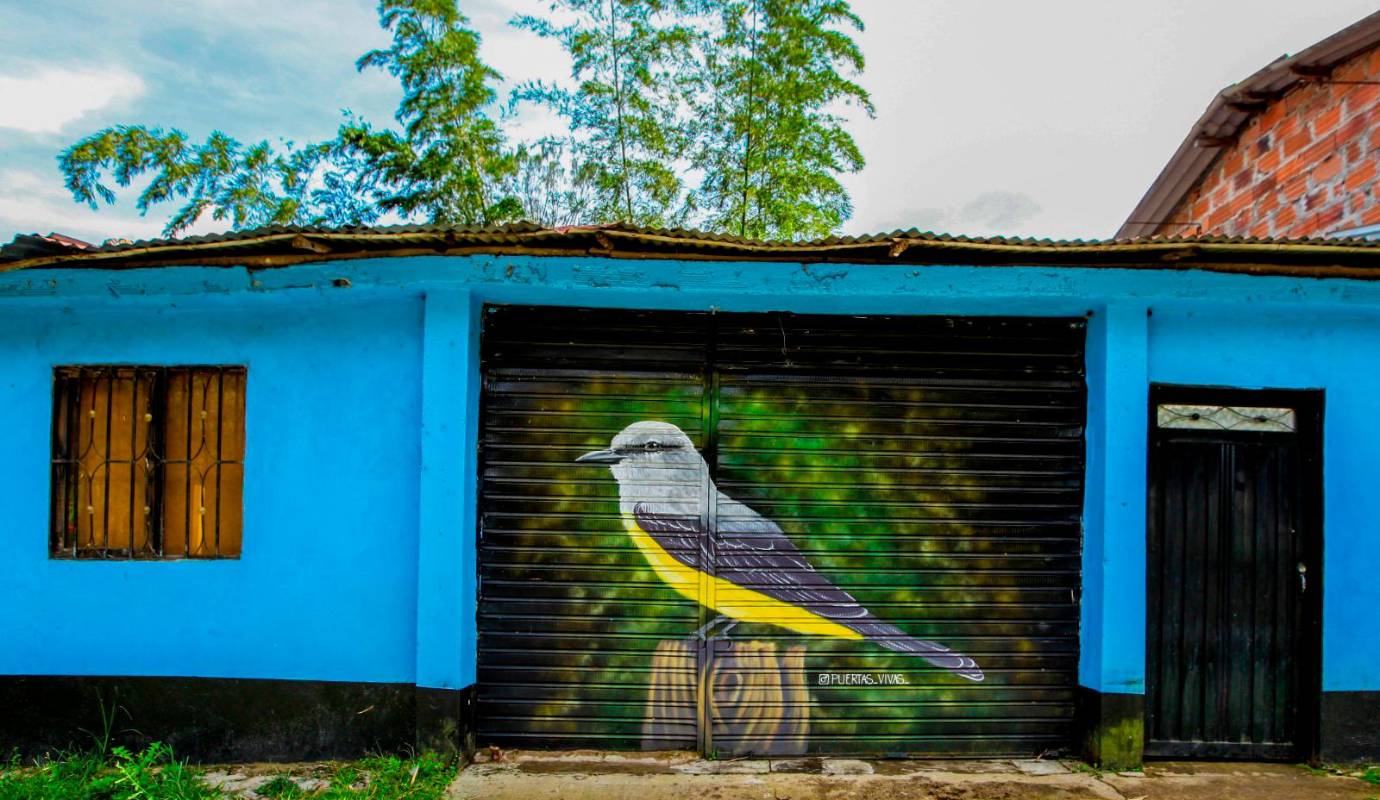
[{"x1": 1146, "y1": 387, "x2": 1322, "y2": 760}]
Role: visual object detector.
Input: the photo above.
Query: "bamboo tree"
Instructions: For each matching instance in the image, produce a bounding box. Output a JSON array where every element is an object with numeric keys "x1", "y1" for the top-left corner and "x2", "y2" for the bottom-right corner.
[
  {"x1": 686, "y1": 0, "x2": 873, "y2": 239},
  {"x1": 57, "y1": 0, "x2": 874, "y2": 239},
  {"x1": 513, "y1": 0, "x2": 692, "y2": 226},
  {"x1": 503, "y1": 138, "x2": 597, "y2": 227},
  {"x1": 340, "y1": 0, "x2": 522, "y2": 225},
  {"x1": 59, "y1": 0, "x2": 520, "y2": 235}
]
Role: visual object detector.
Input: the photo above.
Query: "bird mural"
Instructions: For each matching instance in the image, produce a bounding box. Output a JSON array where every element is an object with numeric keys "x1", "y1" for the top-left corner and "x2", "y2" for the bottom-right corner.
[{"x1": 576, "y1": 420, "x2": 985, "y2": 682}]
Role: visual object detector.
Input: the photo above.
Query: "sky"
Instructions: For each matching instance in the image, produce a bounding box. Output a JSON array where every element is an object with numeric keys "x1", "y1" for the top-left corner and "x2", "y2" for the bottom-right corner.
[{"x1": 0, "y1": 0, "x2": 1376, "y2": 245}]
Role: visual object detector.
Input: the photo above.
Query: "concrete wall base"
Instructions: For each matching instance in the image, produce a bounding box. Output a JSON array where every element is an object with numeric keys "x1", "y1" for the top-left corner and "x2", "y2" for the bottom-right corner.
[
  {"x1": 1076, "y1": 686, "x2": 1144, "y2": 770},
  {"x1": 0, "y1": 676, "x2": 475, "y2": 763}
]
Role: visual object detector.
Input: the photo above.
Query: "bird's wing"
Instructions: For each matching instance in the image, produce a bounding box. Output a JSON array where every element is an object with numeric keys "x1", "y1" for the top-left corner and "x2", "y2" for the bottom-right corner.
[
  {"x1": 633, "y1": 498, "x2": 985, "y2": 681},
  {"x1": 710, "y1": 497, "x2": 986, "y2": 681},
  {"x1": 631, "y1": 498, "x2": 867, "y2": 619},
  {"x1": 708, "y1": 497, "x2": 872, "y2": 622},
  {"x1": 629, "y1": 500, "x2": 845, "y2": 606},
  {"x1": 630, "y1": 502, "x2": 706, "y2": 570}
]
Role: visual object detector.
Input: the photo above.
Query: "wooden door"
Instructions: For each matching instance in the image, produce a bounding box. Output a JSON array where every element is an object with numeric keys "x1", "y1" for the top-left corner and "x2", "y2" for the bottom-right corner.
[{"x1": 1146, "y1": 387, "x2": 1322, "y2": 759}]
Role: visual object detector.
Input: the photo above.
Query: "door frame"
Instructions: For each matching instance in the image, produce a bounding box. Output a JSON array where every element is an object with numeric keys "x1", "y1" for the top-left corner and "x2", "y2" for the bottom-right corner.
[{"x1": 1144, "y1": 384, "x2": 1324, "y2": 761}]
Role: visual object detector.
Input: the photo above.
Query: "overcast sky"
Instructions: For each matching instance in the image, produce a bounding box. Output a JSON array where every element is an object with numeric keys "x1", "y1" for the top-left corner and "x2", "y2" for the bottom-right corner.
[{"x1": 1, "y1": 0, "x2": 1376, "y2": 244}]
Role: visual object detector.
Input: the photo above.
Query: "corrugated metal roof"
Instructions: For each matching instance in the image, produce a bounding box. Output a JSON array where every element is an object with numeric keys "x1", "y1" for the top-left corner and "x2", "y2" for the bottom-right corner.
[
  {"x1": 1, "y1": 232, "x2": 97, "y2": 261},
  {"x1": 4, "y1": 221, "x2": 1380, "y2": 279},
  {"x1": 1117, "y1": 10, "x2": 1380, "y2": 239},
  {"x1": 0, "y1": 221, "x2": 1114, "y2": 260}
]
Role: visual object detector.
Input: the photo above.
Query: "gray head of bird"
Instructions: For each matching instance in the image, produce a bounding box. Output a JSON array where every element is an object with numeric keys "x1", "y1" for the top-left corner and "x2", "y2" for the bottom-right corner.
[{"x1": 575, "y1": 421, "x2": 707, "y2": 492}]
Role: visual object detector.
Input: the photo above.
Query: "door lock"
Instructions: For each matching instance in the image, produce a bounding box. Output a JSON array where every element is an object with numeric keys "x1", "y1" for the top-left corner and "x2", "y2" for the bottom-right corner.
[{"x1": 1297, "y1": 562, "x2": 1307, "y2": 593}]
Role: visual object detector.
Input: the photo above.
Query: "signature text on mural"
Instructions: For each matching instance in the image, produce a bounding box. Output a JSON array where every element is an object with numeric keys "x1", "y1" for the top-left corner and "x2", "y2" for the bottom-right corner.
[{"x1": 816, "y1": 672, "x2": 910, "y2": 686}]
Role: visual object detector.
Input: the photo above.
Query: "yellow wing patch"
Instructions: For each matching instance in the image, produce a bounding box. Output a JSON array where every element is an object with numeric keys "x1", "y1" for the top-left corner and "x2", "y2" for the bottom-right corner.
[{"x1": 622, "y1": 514, "x2": 862, "y2": 641}]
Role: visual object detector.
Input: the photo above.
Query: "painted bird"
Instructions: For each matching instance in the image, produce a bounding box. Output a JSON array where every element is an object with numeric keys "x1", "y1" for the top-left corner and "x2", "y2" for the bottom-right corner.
[{"x1": 576, "y1": 420, "x2": 984, "y2": 682}]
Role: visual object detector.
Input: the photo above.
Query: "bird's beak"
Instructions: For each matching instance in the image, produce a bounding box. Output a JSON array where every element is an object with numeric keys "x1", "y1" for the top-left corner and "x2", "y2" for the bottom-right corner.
[{"x1": 575, "y1": 448, "x2": 623, "y2": 464}]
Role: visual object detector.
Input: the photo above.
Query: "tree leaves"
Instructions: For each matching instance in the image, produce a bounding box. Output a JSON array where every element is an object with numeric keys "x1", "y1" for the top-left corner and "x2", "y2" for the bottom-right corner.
[
  {"x1": 505, "y1": 138, "x2": 598, "y2": 227},
  {"x1": 514, "y1": 0, "x2": 872, "y2": 239},
  {"x1": 57, "y1": 0, "x2": 873, "y2": 241},
  {"x1": 58, "y1": 0, "x2": 519, "y2": 237},
  {"x1": 352, "y1": 0, "x2": 519, "y2": 224},
  {"x1": 513, "y1": 0, "x2": 693, "y2": 227},
  {"x1": 685, "y1": 0, "x2": 874, "y2": 239},
  {"x1": 60, "y1": 126, "x2": 330, "y2": 235}
]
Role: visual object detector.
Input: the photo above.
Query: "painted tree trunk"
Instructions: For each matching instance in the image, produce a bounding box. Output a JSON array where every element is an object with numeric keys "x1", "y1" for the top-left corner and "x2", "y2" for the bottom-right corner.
[{"x1": 642, "y1": 639, "x2": 809, "y2": 755}]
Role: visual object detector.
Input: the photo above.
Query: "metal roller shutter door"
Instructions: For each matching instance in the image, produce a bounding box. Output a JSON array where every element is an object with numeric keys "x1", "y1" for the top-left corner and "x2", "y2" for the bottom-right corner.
[
  {"x1": 477, "y1": 306, "x2": 1086, "y2": 756},
  {"x1": 477, "y1": 307, "x2": 711, "y2": 750}
]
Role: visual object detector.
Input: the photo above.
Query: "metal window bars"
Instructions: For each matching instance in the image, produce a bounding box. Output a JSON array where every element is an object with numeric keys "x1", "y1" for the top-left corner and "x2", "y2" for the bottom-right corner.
[
  {"x1": 1156, "y1": 404, "x2": 1297, "y2": 433},
  {"x1": 50, "y1": 366, "x2": 246, "y2": 559}
]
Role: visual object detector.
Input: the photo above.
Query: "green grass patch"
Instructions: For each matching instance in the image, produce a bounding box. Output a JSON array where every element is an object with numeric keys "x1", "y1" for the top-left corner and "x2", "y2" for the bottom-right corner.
[
  {"x1": 0, "y1": 743, "x2": 217, "y2": 800},
  {"x1": 256, "y1": 775, "x2": 305, "y2": 798},
  {"x1": 328, "y1": 753, "x2": 455, "y2": 798},
  {"x1": 0, "y1": 745, "x2": 456, "y2": 799},
  {"x1": 1360, "y1": 765, "x2": 1380, "y2": 786}
]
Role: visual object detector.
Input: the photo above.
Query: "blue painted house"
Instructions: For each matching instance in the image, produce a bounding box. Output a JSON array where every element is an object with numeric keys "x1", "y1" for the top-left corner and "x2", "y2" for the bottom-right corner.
[{"x1": 1, "y1": 224, "x2": 1376, "y2": 766}]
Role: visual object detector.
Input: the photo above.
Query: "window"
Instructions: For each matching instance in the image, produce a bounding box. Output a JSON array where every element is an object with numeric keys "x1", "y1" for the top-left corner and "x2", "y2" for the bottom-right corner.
[{"x1": 50, "y1": 366, "x2": 246, "y2": 559}]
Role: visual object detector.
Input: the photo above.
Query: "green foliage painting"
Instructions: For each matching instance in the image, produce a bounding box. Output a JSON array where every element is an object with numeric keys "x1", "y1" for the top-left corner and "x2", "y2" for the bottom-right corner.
[{"x1": 477, "y1": 307, "x2": 1085, "y2": 756}]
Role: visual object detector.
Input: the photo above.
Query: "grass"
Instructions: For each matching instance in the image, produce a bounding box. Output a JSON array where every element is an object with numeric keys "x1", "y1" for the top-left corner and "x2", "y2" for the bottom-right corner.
[
  {"x1": 0, "y1": 745, "x2": 457, "y2": 800},
  {"x1": 1305, "y1": 763, "x2": 1380, "y2": 779},
  {"x1": 1063, "y1": 759, "x2": 1141, "y2": 776},
  {"x1": 1303, "y1": 761, "x2": 1380, "y2": 800},
  {"x1": 1357, "y1": 765, "x2": 1380, "y2": 800}
]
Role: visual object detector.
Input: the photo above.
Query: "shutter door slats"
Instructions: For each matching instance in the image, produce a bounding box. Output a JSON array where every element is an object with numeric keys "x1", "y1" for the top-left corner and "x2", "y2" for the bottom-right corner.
[
  {"x1": 478, "y1": 306, "x2": 1085, "y2": 756},
  {"x1": 706, "y1": 314, "x2": 1081, "y2": 757},
  {"x1": 478, "y1": 307, "x2": 709, "y2": 749}
]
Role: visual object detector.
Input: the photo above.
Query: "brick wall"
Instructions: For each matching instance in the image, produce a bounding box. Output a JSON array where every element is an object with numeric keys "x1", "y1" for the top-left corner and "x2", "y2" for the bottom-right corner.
[{"x1": 1156, "y1": 48, "x2": 1380, "y2": 238}]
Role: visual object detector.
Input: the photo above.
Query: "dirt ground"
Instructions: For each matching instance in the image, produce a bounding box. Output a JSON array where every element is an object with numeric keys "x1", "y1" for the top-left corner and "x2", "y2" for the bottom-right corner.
[{"x1": 446, "y1": 751, "x2": 1379, "y2": 800}]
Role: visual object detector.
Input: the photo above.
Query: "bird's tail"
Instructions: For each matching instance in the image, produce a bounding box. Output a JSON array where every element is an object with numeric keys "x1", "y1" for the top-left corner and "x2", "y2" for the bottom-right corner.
[{"x1": 851, "y1": 621, "x2": 985, "y2": 682}]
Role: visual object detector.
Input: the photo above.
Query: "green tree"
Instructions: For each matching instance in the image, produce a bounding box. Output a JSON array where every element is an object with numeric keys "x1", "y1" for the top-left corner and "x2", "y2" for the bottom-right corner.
[
  {"x1": 686, "y1": 0, "x2": 873, "y2": 239},
  {"x1": 59, "y1": 0, "x2": 519, "y2": 236},
  {"x1": 59, "y1": 128, "x2": 340, "y2": 235},
  {"x1": 340, "y1": 0, "x2": 520, "y2": 224},
  {"x1": 58, "y1": 0, "x2": 874, "y2": 240},
  {"x1": 513, "y1": 0, "x2": 693, "y2": 227},
  {"x1": 504, "y1": 138, "x2": 598, "y2": 227}
]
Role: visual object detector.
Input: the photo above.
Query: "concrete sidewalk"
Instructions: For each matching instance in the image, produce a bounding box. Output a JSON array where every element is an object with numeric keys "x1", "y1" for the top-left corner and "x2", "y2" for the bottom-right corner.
[{"x1": 448, "y1": 750, "x2": 1378, "y2": 800}]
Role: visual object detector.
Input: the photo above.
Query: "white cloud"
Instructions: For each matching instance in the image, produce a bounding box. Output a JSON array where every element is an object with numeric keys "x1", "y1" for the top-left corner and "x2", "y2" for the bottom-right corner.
[
  {"x1": 876, "y1": 192, "x2": 1043, "y2": 237},
  {"x1": 839, "y1": 0, "x2": 1380, "y2": 238},
  {"x1": 0, "y1": 169, "x2": 164, "y2": 243},
  {"x1": 0, "y1": 66, "x2": 144, "y2": 135},
  {"x1": 958, "y1": 192, "x2": 1043, "y2": 232}
]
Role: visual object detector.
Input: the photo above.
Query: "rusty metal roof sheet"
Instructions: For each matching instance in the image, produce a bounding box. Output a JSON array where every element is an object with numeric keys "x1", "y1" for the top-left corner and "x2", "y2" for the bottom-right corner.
[
  {"x1": 1117, "y1": 10, "x2": 1380, "y2": 239},
  {"x1": 4, "y1": 221, "x2": 1380, "y2": 279},
  {"x1": 2, "y1": 232, "x2": 97, "y2": 261}
]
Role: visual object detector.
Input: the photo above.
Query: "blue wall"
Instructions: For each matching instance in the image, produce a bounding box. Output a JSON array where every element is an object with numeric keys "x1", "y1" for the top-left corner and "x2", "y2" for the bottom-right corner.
[
  {"x1": 1079, "y1": 304, "x2": 1149, "y2": 694},
  {"x1": 1150, "y1": 308, "x2": 1380, "y2": 692},
  {"x1": 0, "y1": 292, "x2": 425, "y2": 683},
  {"x1": 2, "y1": 255, "x2": 1379, "y2": 695}
]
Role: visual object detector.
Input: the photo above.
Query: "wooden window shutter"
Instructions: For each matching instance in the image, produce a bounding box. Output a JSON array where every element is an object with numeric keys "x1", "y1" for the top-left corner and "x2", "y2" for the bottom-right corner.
[{"x1": 51, "y1": 366, "x2": 246, "y2": 559}]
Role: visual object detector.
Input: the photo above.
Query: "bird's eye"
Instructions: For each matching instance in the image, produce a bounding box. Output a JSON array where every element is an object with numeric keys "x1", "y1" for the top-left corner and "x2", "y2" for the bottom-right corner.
[{"x1": 645, "y1": 441, "x2": 661, "y2": 450}]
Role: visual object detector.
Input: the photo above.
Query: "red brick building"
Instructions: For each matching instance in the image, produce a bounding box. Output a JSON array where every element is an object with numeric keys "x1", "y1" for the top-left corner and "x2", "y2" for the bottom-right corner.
[{"x1": 1120, "y1": 11, "x2": 1380, "y2": 240}]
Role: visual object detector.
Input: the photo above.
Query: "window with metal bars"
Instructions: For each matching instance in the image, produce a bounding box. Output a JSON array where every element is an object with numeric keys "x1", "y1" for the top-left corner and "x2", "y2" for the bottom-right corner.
[{"x1": 50, "y1": 366, "x2": 246, "y2": 559}]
